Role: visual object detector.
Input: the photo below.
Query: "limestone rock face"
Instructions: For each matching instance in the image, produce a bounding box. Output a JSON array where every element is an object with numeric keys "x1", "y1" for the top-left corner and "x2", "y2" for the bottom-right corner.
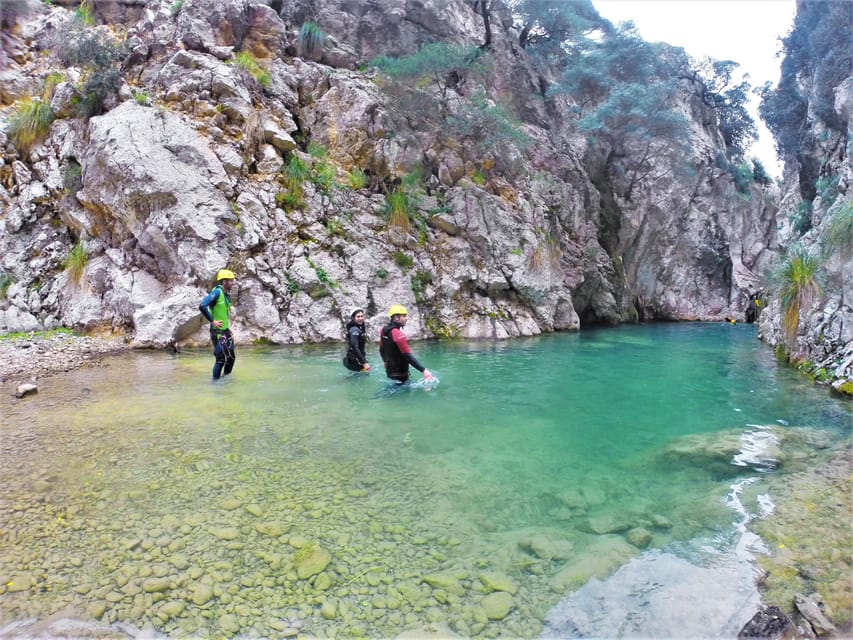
[
  {"x1": 0, "y1": 0, "x2": 782, "y2": 351},
  {"x1": 755, "y1": 1, "x2": 852, "y2": 390}
]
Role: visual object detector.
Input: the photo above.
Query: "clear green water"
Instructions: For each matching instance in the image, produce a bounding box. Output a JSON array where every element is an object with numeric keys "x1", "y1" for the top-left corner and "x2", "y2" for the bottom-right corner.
[{"x1": 1, "y1": 323, "x2": 850, "y2": 638}]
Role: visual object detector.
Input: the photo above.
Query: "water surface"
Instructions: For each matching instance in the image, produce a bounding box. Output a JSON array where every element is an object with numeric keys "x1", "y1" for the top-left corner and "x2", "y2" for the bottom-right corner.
[{"x1": 1, "y1": 323, "x2": 849, "y2": 638}]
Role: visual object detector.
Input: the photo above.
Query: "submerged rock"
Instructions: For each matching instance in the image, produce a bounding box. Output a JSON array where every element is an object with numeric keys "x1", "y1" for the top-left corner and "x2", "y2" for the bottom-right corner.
[
  {"x1": 481, "y1": 591, "x2": 514, "y2": 620},
  {"x1": 294, "y1": 544, "x2": 331, "y2": 579},
  {"x1": 737, "y1": 605, "x2": 797, "y2": 639},
  {"x1": 14, "y1": 383, "x2": 38, "y2": 398}
]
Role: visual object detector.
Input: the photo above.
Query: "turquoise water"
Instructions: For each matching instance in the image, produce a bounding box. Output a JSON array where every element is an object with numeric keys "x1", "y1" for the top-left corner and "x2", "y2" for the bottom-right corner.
[{"x1": 1, "y1": 323, "x2": 850, "y2": 638}]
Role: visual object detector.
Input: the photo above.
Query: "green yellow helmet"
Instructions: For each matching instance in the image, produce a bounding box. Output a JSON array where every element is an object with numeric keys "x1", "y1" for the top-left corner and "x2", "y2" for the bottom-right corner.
[
  {"x1": 217, "y1": 269, "x2": 236, "y2": 281},
  {"x1": 388, "y1": 304, "x2": 408, "y2": 317}
]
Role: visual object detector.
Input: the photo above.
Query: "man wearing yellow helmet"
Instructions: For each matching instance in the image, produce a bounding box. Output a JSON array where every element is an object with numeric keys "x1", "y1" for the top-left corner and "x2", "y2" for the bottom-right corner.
[
  {"x1": 199, "y1": 269, "x2": 237, "y2": 380},
  {"x1": 379, "y1": 304, "x2": 434, "y2": 384}
]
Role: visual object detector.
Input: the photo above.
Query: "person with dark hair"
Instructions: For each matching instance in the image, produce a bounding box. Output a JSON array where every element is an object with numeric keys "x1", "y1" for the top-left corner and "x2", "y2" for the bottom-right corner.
[
  {"x1": 343, "y1": 308, "x2": 371, "y2": 373},
  {"x1": 199, "y1": 269, "x2": 237, "y2": 380},
  {"x1": 379, "y1": 304, "x2": 434, "y2": 384}
]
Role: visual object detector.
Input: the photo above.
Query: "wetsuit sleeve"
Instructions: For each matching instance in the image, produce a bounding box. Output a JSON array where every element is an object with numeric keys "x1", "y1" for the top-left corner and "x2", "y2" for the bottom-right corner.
[
  {"x1": 392, "y1": 328, "x2": 426, "y2": 372},
  {"x1": 348, "y1": 326, "x2": 367, "y2": 365},
  {"x1": 199, "y1": 289, "x2": 220, "y2": 322}
]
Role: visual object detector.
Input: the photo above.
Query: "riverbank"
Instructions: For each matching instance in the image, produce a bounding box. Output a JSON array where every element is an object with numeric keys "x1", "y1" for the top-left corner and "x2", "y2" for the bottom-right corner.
[
  {"x1": 749, "y1": 443, "x2": 852, "y2": 635},
  {"x1": 0, "y1": 330, "x2": 131, "y2": 384}
]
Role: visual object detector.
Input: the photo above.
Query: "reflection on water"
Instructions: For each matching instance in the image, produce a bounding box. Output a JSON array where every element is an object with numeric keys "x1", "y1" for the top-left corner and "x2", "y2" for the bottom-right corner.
[{"x1": 0, "y1": 323, "x2": 849, "y2": 638}]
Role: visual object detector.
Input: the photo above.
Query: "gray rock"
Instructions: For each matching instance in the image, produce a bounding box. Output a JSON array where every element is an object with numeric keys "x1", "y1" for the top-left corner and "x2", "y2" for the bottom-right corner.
[{"x1": 15, "y1": 382, "x2": 38, "y2": 398}]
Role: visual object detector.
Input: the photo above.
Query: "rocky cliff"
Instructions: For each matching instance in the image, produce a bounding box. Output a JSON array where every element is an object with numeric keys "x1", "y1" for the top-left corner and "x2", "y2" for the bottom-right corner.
[
  {"x1": 756, "y1": 0, "x2": 852, "y2": 394},
  {"x1": 1, "y1": 0, "x2": 778, "y2": 349}
]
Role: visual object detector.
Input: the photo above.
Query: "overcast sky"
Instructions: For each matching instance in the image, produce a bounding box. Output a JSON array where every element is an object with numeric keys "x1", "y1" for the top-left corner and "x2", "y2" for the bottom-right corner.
[{"x1": 591, "y1": 0, "x2": 797, "y2": 176}]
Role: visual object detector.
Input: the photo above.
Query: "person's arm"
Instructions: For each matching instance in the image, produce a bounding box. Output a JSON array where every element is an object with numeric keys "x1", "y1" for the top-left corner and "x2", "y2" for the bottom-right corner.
[
  {"x1": 199, "y1": 289, "x2": 220, "y2": 326},
  {"x1": 392, "y1": 328, "x2": 432, "y2": 379}
]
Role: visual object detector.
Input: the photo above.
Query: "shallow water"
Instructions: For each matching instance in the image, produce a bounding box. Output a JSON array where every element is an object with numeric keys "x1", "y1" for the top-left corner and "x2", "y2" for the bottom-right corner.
[{"x1": 0, "y1": 323, "x2": 850, "y2": 638}]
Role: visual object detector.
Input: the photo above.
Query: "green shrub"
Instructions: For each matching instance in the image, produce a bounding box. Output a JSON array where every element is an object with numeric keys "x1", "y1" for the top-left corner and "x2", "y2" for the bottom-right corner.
[
  {"x1": 347, "y1": 167, "x2": 368, "y2": 190},
  {"x1": 307, "y1": 142, "x2": 328, "y2": 159},
  {"x1": 821, "y1": 201, "x2": 853, "y2": 258},
  {"x1": 394, "y1": 252, "x2": 414, "y2": 269},
  {"x1": 376, "y1": 268, "x2": 388, "y2": 279},
  {"x1": 312, "y1": 161, "x2": 337, "y2": 195},
  {"x1": 276, "y1": 191, "x2": 303, "y2": 211},
  {"x1": 411, "y1": 269, "x2": 434, "y2": 302},
  {"x1": 298, "y1": 22, "x2": 325, "y2": 60},
  {"x1": 75, "y1": 0, "x2": 94, "y2": 25},
  {"x1": 770, "y1": 245, "x2": 823, "y2": 346},
  {"x1": 751, "y1": 158, "x2": 772, "y2": 186},
  {"x1": 282, "y1": 154, "x2": 309, "y2": 185},
  {"x1": 170, "y1": 0, "x2": 184, "y2": 16},
  {"x1": 0, "y1": 272, "x2": 16, "y2": 300},
  {"x1": 790, "y1": 201, "x2": 812, "y2": 236},
  {"x1": 63, "y1": 242, "x2": 89, "y2": 284},
  {"x1": 43, "y1": 72, "x2": 64, "y2": 98},
  {"x1": 385, "y1": 187, "x2": 412, "y2": 232},
  {"x1": 815, "y1": 174, "x2": 839, "y2": 207},
  {"x1": 730, "y1": 162, "x2": 754, "y2": 195},
  {"x1": 63, "y1": 160, "x2": 83, "y2": 195},
  {"x1": 233, "y1": 51, "x2": 270, "y2": 88},
  {"x1": 76, "y1": 68, "x2": 122, "y2": 118},
  {"x1": 8, "y1": 97, "x2": 55, "y2": 155},
  {"x1": 286, "y1": 276, "x2": 299, "y2": 294}
]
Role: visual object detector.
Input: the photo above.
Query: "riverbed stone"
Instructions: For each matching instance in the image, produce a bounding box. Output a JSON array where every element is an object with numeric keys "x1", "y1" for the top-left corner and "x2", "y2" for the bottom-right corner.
[
  {"x1": 158, "y1": 600, "x2": 185, "y2": 620},
  {"x1": 87, "y1": 601, "x2": 108, "y2": 619},
  {"x1": 209, "y1": 526, "x2": 239, "y2": 540},
  {"x1": 627, "y1": 527, "x2": 653, "y2": 548},
  {"x1": 478, "y1": 572, "x2": 518, "y2": 595},
  {"x1": 142, "y1": 577, "x2": 171, "y2": 593},
  {"x1": 295, "y1": 545, "x2": 331, "y2": 579},
  {"x1": 321, "y1": 599, "x2": 337, "y2": 619},
  {"x1": 518, "y1": 534, "x2": 574, "y2": 560},
  {"x1": 481, "y1": 591, "x2": 514, "y2": 620},
  {"x1": 314, "y1": 572, "x2": 332, "y2": 591},
  {"x1": 191, "y1": 582, "x2": 215, "y2": 605},
  {"x1": 219, "y1": 613, "x2": 240, "y2": 634},
  {"x1": 549, "y1": 535, "x2": 635, "y2": 592},
  {"x1": 256, "y1": 521, "x2": 289, "y2": 536},
  {"x1": 15, "y1": 383, "x2": 38, "y2": 398},
  {"x1": 5, "y1": 573, "x2": 35, "y2": 592},
  {"x1": 587, "y1": 512, "x2": 633, "y2": 534},
  {"x1": 421, "y1": 573, "x2": 465, "y2": 596}
]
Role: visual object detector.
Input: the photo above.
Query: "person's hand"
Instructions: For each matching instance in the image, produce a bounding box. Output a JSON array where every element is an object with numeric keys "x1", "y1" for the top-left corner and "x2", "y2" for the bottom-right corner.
[
  {"x1": 423, "y1": 369, "x2": 434, "y2": 381},
  {"x1": 363, "y1": 363, "x2": 371, "y2": 372},
  {"x1": 213, "y1": 320, "x2": 223, "y2": 329}
]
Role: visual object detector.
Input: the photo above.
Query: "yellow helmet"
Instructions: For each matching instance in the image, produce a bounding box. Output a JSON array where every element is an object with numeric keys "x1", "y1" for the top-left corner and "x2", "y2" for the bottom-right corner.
[
  {"x1": 217, "y1": 269, "x2": 236, "y2": 281},
  {"x1": 388, "y1": 304, "x2": 408, "y2": 317}
]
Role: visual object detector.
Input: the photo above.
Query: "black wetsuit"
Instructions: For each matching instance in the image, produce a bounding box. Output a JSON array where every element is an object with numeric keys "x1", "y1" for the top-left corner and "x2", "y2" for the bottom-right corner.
[
  {"x1": 343, "y1": 320, "x2": 369, "y2": 371},
  {"x1": 379, "y1": 321, "x2": 426, "y2": 383}
]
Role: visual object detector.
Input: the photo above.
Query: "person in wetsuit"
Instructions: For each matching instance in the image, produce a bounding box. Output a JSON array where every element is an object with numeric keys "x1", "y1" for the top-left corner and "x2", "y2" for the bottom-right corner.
[
  {"x1": 343, "y1": 308, "x2": 371, "y2": 372},
  {"x1": 379, "y1": 304, "x2": 434, "y2": 384},
  {"x1": 199, "y1": 269, "x2": 236, "y2": 380}
]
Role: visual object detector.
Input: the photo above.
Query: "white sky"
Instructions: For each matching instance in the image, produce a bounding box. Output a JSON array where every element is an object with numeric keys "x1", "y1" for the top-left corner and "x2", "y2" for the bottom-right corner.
[{"x1": 591, "y1": 0, "x2": 797, "y2": 176}]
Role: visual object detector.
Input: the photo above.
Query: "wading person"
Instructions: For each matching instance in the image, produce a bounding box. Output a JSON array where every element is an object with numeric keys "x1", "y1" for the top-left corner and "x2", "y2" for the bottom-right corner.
[
  {"x1": 379, "y1": 305, "x2": 434, "y2": 384},
  {"x1": 343, "y1": 308, "x2": 371, "y2": 373},
  {"x1": 199, "y1": 269, "x2": 236, "y2": 380}
]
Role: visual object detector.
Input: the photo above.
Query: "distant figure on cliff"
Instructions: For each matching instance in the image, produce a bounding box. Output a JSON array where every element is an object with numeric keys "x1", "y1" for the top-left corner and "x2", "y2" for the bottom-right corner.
[
  {"x1": 379, "y1": 305, "x2": 434, "y2": 384},
  {"x1": 343, "y1": 308, "x2": 371, "y2": 373},
  {"x1": 199, "y1": 269, "x2": 236, "y2": 380}
]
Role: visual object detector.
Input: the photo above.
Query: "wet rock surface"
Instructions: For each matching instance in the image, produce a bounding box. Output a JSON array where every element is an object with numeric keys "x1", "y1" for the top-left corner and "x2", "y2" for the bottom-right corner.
[{"x1": 0, "y1": 332, "x2": 130, "y2": 385}]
